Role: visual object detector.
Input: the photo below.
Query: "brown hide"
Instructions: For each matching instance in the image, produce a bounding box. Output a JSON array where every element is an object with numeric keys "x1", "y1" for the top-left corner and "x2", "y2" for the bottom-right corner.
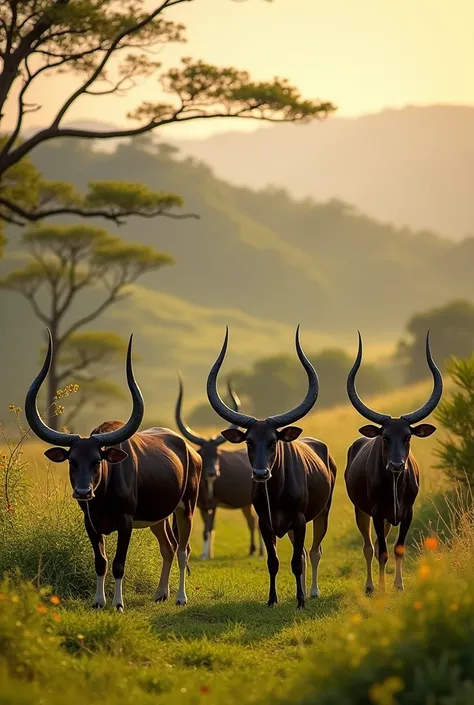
[
  {"x1": 85, "y1": 422, "x2": 202, "y2": 535},
  {"x1": 198, "y1": 448, "x2": 253, "y2": 510}
]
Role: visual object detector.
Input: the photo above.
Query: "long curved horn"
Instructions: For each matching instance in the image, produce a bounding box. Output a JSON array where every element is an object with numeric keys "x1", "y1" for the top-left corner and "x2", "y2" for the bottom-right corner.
[
  {"x1": 401, "y1": 330, "x2": 443, "y2": 425},
  {"x1": 347, "y1": 331, "x2": 391, "y2": 425},
  {"x1": 206, "y1": 328, "x2": 256, "y2": 429},
  {"x1": 91, "y1": 335, "x2": 144, "y2": 446},
  {"x1": 25, "y1": 329, "x2": 81, "y2": 447},
  {"x1": 214, "y1": 378, "x2": 242, "y2": 446},
  {"x1": 267, "y1": 325, "x2": 319, "y2": 428},
  {"x1": 175, "y1": 373, "x2": 206, "y2": 446}
]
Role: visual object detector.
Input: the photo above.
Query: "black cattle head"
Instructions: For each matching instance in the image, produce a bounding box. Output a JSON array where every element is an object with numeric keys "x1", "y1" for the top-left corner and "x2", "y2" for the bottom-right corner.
[
  {"x1": 347, "y1": 330, "x2": 443, "y2": 473},
  {"x1": 25, "y1": 330, "x2": 144, "y2": 501},
  {"x1": 175, "y1": 374, "x2": 241, "y2": 503},
  {"x1": 207, "y1": 326, "x2": 319, "y2": 483}
]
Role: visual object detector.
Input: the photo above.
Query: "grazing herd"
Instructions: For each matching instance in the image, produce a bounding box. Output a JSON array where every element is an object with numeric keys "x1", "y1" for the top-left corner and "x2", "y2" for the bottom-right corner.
[{"x1": 24, "y1": 326, "x2": 443, "y2": 610}]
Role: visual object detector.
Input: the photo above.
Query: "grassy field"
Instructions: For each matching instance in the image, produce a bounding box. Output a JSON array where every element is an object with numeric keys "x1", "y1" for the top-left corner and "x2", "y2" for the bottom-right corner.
[{"x1": 0, "y1": 380, "x2": 458, "y2": 704}]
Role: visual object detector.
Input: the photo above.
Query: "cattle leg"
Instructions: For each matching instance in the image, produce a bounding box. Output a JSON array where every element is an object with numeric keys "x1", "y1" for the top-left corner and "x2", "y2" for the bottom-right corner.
[
  {"x1": 290, "y1": 514, "x2": 307, "y2": 609},
  {"x1": 174, "y1": 503, "x2": 193, "y2": 606},
  {"x1": 85, "y1": 519, "x2": 108, "y2": 609},
  {"x1": 151, "y1": 519, "x2": 177, "y2": 602},
  {"x1": 394, "y1": 508, "x2": 413, "y2": 591},
  {"x1": 288, "y1": 529, "x2": 308, "y2": 600},
  {"x1": 242, "y1": 504, "x2": 258, "y2": 556},
  {"x1": 260, "y1": 521, "x2": 279, "y2": 607},
  {"x1": 200, "y1": 508, "x2": 216, "y2": 561},
  {"x1": 373, "y1": 515, "x2": 389, "y2": 594},
  {"x1": 374, "y1": 521, "x2": 391, "y2": 560},
  {"x1": 112, "y1": 519, "x2": 132, "y2": 612},
  {"x1": 309, "y1": 509, "x2": 330, "y2": 598},
  {"x1": 355, "y1": 508, "x2": 374, "y2": 594}
]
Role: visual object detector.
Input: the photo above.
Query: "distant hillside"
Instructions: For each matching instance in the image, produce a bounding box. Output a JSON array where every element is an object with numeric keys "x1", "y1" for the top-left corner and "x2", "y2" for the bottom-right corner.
[
  {"x1": 2, "y1": 135, "x2": 474, "y2": 425},
  {"x1": 174, "y1": 105, "x2": 474, "y2": 240}
]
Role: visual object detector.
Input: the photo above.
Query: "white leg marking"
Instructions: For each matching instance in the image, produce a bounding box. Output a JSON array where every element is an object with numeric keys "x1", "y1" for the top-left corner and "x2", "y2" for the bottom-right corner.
[
  {"x1": 201, "y1": 536, "x2": 210, "y2": 560},
  {"x1": 176, "y1": 550, "x2": 188, "y2": 606},
  {"x1": 310, "y1": 547, "x2": 322, "y2": 598},
  {"x1": 363, "y1": 544, "x2": 375, "y2": 594},
  {"x1": 155, "y1": 560, "x2": 172, "y2": 602},
  {"x1": 394, "y1": 553, "x2": 404, "y2": 590},
  {"x1": 301, "y1": 548, "x2": 307, "y2": 599},
  {"x1": 209, "y1": 530, "x2": 215, "y2": 560},
  {"x1": 94, "y1": 575, "x2": 106, "y2": 608},
  {"x1": 112, "y1": 577, "x2": 124, "y2": 611}
]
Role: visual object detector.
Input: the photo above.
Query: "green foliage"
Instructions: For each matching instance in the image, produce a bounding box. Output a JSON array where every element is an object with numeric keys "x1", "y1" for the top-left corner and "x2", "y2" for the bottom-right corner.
[
  {"x1": 196, "y1": 347, "x2": 388, "y2": 420},
  {"x1": 130, "y1": 58, "x2": 334, "y2": 125},
  {"x1": 0, "y1": 138, "x2": 187, "y2": 230},
  {"x1": 0, "y1": 1, "x2": 333, "y2": 232},
  {"x1": 0, "y1": 223, "x2": 172, "y2": 424},
  {"x1": 285, "y1": 549, "x2": 474, "y2": 705},
  {"x1": 435, "y1": 355, "x2": 474, "y2": 487},
  {"x1": 398, "y1": 300, "x2": 474, "y2": 383}
]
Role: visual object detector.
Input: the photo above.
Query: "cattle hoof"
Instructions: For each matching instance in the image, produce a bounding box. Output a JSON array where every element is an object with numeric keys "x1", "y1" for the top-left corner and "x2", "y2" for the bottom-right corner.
[
  {"x1": 115, "y1": 604, "x2": 124, "y2": 613},
  {"x1": 200, "y1": 554, "x2": 209, "y2": 561},
  {"x1": 267, "y1": 600, "x2": 278, "y2": 608},
  {"x1": 394, "y1": 584, "x2": 404, "y2": 591},
  {"x1": 92, "y1": 602, "x2": 106, "y2": 610},
  {"x1": 155, "y1": 595, "x2": 168, "y2": 603},
  {"x1": 365, "y1": 586, "x2": 375, "y2": 596},
  {"x1": 297, "y1": 601, "x2": 305, "y2": 610},
  {"x1": 310, "y1": 588, "x2": 321, "y2": 599},
  {"x1": 176, "y1": 599, "x2": 187, "y2": 606}
]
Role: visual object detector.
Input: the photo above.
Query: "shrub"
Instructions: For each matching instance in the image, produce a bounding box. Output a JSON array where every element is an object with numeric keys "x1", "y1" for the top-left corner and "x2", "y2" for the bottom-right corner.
[
  {"x1": 434, "y1": 355, "x2": 474, "y2": 487},
  {"x1": 283, "y1": 534, "x2": 474, "y2": 705}
]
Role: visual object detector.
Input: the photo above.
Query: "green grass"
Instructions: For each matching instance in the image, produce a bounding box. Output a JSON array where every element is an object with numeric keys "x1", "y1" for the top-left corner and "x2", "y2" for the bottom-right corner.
[{"x1": 0, "y1": 382, "x2": 460, "y2": 704}]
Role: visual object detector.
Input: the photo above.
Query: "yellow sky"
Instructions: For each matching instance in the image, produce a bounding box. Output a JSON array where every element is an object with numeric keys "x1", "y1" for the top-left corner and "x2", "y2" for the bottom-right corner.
[{"x1": 4, "y1": 0, "x2": 474, "y2": 138}]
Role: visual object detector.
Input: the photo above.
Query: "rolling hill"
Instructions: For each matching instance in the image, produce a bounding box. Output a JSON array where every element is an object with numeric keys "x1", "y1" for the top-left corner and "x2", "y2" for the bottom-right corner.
[
  {"x1": 174, "y1": 104, "x2": 474, "y2": 240},
  {"x1": 1, "y1": 133, "x2": 473, "y2": 426}
]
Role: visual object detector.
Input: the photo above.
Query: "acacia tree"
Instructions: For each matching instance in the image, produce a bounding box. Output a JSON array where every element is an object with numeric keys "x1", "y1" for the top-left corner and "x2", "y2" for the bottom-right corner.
[
  {"x1": 0, "y1": 0, "x2": 335, "y2": 237},
  {"x1": 0, "y1": 224, "x2": 172, "y2": 428},
  {"x1": 50, "y1": 331, "x2": 130, "y2": 428}
]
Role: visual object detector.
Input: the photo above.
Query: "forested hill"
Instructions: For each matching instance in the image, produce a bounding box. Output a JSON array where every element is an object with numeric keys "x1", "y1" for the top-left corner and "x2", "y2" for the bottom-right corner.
[
  {"x1": 175, "y1": 105, "x2": 474, "y2": 240},
  {"x1": 1, "y1": 136, "x2": 474, "y2": 423}
]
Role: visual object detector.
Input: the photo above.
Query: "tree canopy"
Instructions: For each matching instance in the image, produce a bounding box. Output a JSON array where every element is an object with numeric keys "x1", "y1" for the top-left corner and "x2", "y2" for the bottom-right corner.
[
  {"x1": 0, "y1": 0, "x2": 334, "y2": 232},
  {"x1": 397, "y1": 300, "x2": 474, "y2": 383},
  {"x1": 0, "y1": 223, "x2": 171, "y2": 426}
]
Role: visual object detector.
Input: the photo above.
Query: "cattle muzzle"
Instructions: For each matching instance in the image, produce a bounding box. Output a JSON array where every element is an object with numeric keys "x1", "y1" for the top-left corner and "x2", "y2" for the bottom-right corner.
[
  {"x1": 73, "y1": 486, "x2": 95, "y2": 501},
  {"x1": 253, "y1": 468, "x2": 271, "y2": 483},
  {"x1": 387, "y1": 461, "x2": 405, "y2": 473}
]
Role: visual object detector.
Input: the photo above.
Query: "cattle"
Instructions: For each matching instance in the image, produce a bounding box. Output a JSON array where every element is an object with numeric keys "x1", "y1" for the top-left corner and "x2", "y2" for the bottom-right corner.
[
  {"x1": 344, "y1": 330, "x2": 443, "y2": 594},
  {"x1": 25, "y1": 330, "x2": 202, "y2": 611},
  {"x1": 175, "y1": 375, "x2": 263, "y2": 560},
  {"x1": 206, "y1": 326, "x2": 336, "y2": 609}
]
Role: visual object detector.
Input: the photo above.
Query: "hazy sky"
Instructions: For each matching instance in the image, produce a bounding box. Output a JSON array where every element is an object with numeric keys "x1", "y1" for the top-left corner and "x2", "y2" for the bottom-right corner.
[{"x1": 4, "y1": 0, "x2": 474, "y2": 138}]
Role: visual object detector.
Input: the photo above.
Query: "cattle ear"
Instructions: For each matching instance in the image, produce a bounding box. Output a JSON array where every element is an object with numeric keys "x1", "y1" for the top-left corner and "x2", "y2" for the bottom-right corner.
[
  {"x1": 102, "y1": 448, "x2": 128, "y2": 463},
  {"x1": 44, "y1": 447, "x2": 69, "y2": 463},
  {"x1": 221, "y1": 429, "x2": 246, "y2": 444},
  {"x1": 358, "y1": 425, "x2": 381, "y2": 438},
  {"x1": 411, "y1": 423, "x2": 436, "y2": 438},
  {"x1": 278, "y1": 426, "x2": 302, "y2": 442}
]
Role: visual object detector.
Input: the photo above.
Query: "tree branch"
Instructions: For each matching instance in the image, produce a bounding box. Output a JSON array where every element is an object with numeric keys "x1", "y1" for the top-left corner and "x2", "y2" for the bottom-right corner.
[
  {"x1": 50, "y1": 0, "x2": 178, "y2": 128},
  {"x1": 0, "y1": 196, "x2": 199, "y2": 225}
]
